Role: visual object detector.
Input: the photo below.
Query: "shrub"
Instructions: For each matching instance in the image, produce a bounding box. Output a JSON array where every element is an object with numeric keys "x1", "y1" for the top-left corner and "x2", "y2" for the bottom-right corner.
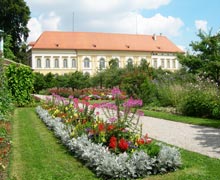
[
  {"x1": 0, "y1": 59, "x2": 14, "y2": 120},
  {"x1": 5, "y1": 64, "x2": 34, "y2": 107},
  {"x1": 176, "y1": 76, "x2": 220, "y2": 118}
]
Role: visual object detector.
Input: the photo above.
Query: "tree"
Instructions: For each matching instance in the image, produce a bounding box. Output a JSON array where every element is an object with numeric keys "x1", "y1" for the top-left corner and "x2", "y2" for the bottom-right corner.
[
  {"x1": 68, "y1": 71, "x2": 91, "y2": 90},
  {"x1": 0, "y1": 0, "x2": 30, "y2": 59},
  {"x1": 33, "y1": 72, "x2": 46, "y2": 93},
  {"x1": 178, "y1": 30, "x2": 220, "y2": 87},
  {"x1": 3, "y1": 35, "x2": 15, "y2": 59}
]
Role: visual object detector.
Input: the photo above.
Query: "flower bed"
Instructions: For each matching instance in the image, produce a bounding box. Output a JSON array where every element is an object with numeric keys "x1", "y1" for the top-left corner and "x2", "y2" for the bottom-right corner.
[
  {"x1": 47, "y1": 87, "x2": 127, "y2": 100},
  {"x1": 0, "y1": 121, "x2": 11, "y2": 179},
  {"x1": 36, "y1": 88, "x2": 181, "y2": 179}
]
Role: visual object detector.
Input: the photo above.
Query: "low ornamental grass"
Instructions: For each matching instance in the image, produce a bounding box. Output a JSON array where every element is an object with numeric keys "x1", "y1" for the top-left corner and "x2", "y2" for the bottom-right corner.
[{"x1": 37, "y1": 88, "x2": 181, "y2": 179}]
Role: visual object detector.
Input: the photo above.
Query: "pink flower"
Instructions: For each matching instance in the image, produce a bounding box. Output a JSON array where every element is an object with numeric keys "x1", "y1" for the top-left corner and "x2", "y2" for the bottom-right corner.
[{"x1": 137, "y1": 110, "x2": 144, "y2": 116}]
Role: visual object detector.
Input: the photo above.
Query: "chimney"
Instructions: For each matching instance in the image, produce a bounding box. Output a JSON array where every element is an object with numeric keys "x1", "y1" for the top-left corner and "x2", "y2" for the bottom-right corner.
[{"x1": 153, "y1": 34, "x2": 157, "y2": 41}]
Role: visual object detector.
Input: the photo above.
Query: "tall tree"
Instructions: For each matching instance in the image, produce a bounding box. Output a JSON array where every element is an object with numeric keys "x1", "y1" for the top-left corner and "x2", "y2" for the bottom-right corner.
[
  {"x1": 0, "y1": 0, "x2": 30, "y2": 60},
  {"x1": 178, "y1": 30, "x2": 220, "y2": 87}
]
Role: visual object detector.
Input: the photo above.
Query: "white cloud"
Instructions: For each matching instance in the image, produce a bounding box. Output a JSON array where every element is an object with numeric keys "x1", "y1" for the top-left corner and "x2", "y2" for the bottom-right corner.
[
  {"x1": 177, "y1": 45, "x2": 186, "y2": 52},
  {"x1": 195, "y1": 20, "x2": 208, "y2": 32},
  {"x1": 26, "y1": 0, "x2": 184, "y2": 43},
  {"x1": 87, "y1": 13, "x2": 184, "y2": 37},
  {"x1": 27, "y1": 18, "x2": 42, "y2": 42},
  {"x1": 27, "y1": 12, "x2": 61, "y2": 42}
]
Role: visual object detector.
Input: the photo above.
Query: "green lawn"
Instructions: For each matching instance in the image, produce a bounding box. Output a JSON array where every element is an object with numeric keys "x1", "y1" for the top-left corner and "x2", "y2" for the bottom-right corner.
[
  {"x1": 142, "y1": 109, "x2": 220, "y2": 128},
  {"x1": 9, "y1": 108, "x2": 99, "y2": 180},
  {"x1": 8, "y1": 107, "x2": 220, "y2": 180}
]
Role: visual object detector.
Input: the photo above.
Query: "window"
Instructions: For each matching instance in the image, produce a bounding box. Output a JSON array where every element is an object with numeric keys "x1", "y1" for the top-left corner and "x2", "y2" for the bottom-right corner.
[
  {"x1": 99, "y1": 58, "x2": 105, "y2": 69},
  {"x1": 127, "y1": 58, "x2": 133, "y2": 66},
  {"x1": 46, "y1": 58, "x2": 50, "y2": 68},
  {"x1": 167, "y1": 59, "x2": 170, "y2": 68},
  {"x1": 161, "y1": 59, "x2": 165, "y2": 68},
  {"x1": 54, "y1": 59, "x2": 59, "y2": 68},
  {"x1": 84, "y1": 57, "x2": 90, "y2": 68},
  {"x1": 37, "y1": 58, "x2": 41, "y2": 68},
  {"x1": 63, "y1": 59, "x2": 68, "y2": 68},
  {"x1": 172, "y1": 59, "x2": 176, "y2": 68},
  {"x1": 115, "y1": 58, "x2": 119, "y2": 67},
  {"x1": 72, "y1": 59, "x2": 77, "y2": 68},
  {"x1": 153, "y1": 58, "x2": 157, "y2": 68}
]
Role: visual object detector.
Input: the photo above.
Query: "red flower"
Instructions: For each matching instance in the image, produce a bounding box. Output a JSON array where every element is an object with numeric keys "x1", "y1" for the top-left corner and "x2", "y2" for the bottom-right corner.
[
  {"x1": 109, "y1": 136, "x2": 117, "y2": 149},
  {"x1": 107, "y1": 124, "x2": 115, "y2": 131},
  {"x1": 118, "y1": 138, "x2": 129, "y2": 151},
  {"x1": 98, "y1": 123, "x2": 105, "y2": 131},
  {"x1": 137, "y1": 138, "x2": 145, "y2": 145}
]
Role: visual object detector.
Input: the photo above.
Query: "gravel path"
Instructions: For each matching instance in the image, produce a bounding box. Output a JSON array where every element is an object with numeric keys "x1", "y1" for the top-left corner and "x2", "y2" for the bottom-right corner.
[
  {"x1": 34, "y1": 95, "x2": 220, "y2": 159},
  {"x1": 140, "y1": 116, "x2": 220, "y2": 159}
]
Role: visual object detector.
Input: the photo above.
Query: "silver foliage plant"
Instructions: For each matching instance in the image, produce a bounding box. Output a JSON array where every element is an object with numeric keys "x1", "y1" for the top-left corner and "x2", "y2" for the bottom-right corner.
[{"x1": 36, "y1": 106, "x2": 181, "y2": 179}]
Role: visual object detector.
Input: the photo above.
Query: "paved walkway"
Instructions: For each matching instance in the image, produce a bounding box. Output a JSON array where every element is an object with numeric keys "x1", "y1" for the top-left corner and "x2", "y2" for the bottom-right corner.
[
  {"x1": 34, "y1": 94, "x2": 220, "y2": 159},
  {"x1": 140, "y1": 116, "x2": 220, "y2": 159}
]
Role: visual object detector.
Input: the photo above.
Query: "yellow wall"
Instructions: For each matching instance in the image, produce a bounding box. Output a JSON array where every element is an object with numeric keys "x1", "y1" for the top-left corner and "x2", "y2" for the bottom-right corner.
[{"x1": 31, "y1": 49, "x2": 178, "y2": 75}]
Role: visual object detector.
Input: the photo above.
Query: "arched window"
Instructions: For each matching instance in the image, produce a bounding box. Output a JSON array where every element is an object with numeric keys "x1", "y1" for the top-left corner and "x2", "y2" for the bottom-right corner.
[
  {"x1": 84, "y1": 57, "x2": 90, "y2": 68},
  {"x1": 37, "y1": 58, "x2": 41, "y2": 68},
  {"x1": 127, "y1": 58, "x2": 133, "y2": 66},
  {"x1": 54, "y1": 59, "x2": 59, "y2": 68},
  {"x1": 99, "y1": 58, "x2": 105, "y2": 69},
  {"x1": 63, "y1": 59, "x2": 68, "y2": 68},
  {"x1": 46, "y1": 58, "x2": 50, "y2": 68},
  {"x1": 72, "y1": 59, "x2": 77, "y2": 68}
]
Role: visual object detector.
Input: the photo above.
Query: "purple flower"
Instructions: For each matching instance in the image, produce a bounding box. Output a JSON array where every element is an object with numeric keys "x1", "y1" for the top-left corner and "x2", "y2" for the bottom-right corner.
[
  {"x1": 123, "y1": 98, "x2": 143, "y2": 107},
  {"x1": 111, "y1": 87, "x2": 121, "y2": 96},
  {"x1": 68, "y1": 95, "x2": 74, "y2": 99},
  {"x1": 100, "y1": 102, "x2": 117, "y2": 110},
  {"x1": 108, "y1": 117, "x2": 117, "y2": 123}
]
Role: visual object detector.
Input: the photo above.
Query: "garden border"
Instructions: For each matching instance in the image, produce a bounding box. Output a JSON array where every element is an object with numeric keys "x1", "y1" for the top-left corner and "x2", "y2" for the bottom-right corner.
[{"x1": 36, "y1": 106, "x2": 181, "y2": 179}]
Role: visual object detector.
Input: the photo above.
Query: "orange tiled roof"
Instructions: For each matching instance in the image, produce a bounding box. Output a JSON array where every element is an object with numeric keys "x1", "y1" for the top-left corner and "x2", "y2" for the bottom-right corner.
[{"x1": 31, "y1": 31, "x2": 183, "y2": 53}]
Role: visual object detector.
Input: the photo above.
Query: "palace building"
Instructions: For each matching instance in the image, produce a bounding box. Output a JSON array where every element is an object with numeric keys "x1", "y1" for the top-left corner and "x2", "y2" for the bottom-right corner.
[{"x1": 28, "y1": 31, "x2": 183, "y2": 75}]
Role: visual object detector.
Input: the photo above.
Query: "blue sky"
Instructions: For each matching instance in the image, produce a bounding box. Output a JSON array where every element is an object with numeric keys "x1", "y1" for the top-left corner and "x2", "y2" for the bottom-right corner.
[{"x1": 26, "y1": 0, "x2": 220, "y2": 51}]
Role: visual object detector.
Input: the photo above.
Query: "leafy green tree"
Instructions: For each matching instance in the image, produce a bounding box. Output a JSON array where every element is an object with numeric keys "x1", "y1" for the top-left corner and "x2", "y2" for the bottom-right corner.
[
  {"x1": 44, "y1": 73, "x2": 57, "y2": 89},
  {"x1": 33, "y1": 72, "x2": 46, "y2": 93},
  {"x1": 0, "y1": 0, "x2": 30, "y2": 59},
  {"x1": 109, "y1": 58, "x2": 119, "y2": 69},
  {"x1": 3, "y1": 35, "x2": 15, "y2": 59},
  {"x1": 68, "y1": 71, "x2": 91, "y2": 90},
  {"x1": 55, "y1": 73, "x2": 70, "y2": 88},
  {"x1": 178, "y1": 30, "x2": 220, "y2": 87}
]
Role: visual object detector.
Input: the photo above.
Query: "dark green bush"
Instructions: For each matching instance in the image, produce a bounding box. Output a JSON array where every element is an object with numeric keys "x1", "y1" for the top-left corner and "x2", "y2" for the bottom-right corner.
[{"x1": 179, "y1": 89, "x2": 214, "y2": 118}]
